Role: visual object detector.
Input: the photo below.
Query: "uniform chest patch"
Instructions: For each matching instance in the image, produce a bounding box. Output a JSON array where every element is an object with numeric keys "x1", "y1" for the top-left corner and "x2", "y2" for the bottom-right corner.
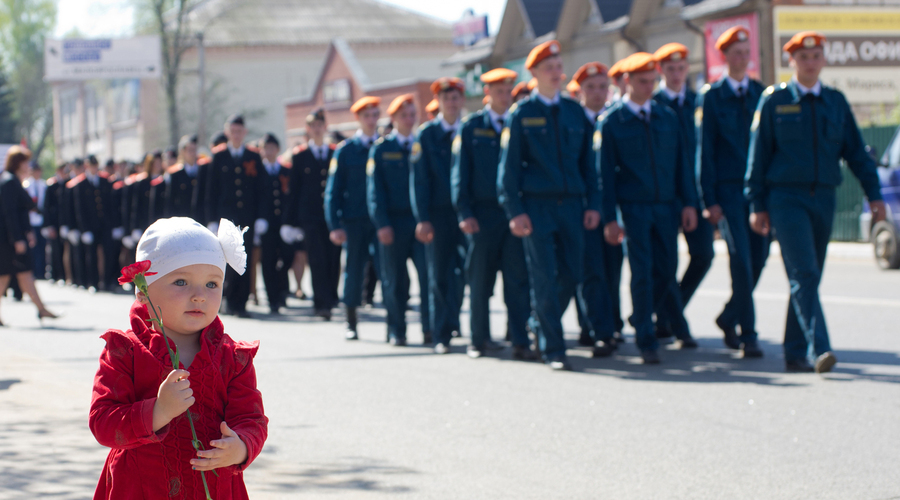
[
  {"x1": 522, "y1": 117, "x2": 547, "y2": 127},
  {"x1": 473, "y1": 128, "x2": 497, "y2": 138},
  {"x1": 776, "y1": 104, "x2": 801, "y2": 114},
  {"x1": 382, "y1": 152, "x2": 403, "y2": 161},
  {"x1": 410, "y1": 142, "x2": 422, "y2": 163}
]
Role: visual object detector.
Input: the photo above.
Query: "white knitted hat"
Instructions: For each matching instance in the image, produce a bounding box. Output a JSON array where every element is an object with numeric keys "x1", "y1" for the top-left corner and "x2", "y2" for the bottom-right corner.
[{"x1": 136, "y1": 217, "x2": 247, "y2": 285}]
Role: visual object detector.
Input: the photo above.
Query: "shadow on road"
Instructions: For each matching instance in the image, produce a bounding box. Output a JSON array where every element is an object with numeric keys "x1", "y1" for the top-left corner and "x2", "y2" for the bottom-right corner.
[
  {"x1": 0, "y1": 379, "x2": 21, "y2": 391},
  {"x1": 246, "y1": 455, "x2": 417, "y2": 494}
]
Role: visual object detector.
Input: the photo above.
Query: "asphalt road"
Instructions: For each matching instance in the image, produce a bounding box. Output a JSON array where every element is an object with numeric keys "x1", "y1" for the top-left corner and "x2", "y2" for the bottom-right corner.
[{"x1": 1, "y1": 242, "x2": 899, "y2": 499}]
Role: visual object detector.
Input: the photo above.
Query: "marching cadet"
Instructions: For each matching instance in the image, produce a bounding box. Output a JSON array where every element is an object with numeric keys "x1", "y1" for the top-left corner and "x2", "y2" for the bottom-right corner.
[
  {"x1": 451, "y1": 69, "x2": 537, "y2": 361},
  {"x1": 283, "y1": 109, "x2": 341, "y2": 319},
  {"x1": 257, "y1": 133, "x2": 291, "y2": 314},
  {"x1": 72, "y1": 155, "x2": 112, "y2": 292},
  {"x1": 511, "y1": 81, "x2": 531, "y2": 103},
  {"x1": 162, "y1": 135, "x2": 202, "y2": 220},
  {"x1": 607, "y1": 59, "x2": 626, "y2": 103},
  {"x1": 118, "y1": 161, "x2": 141, "y2": 262},
  {"x1": 367, "y1": 94, "x2": 431, "y2": 345},
  {"x1": 652, "y1": 43, "x2": 714, "y2": 340},
  {"x1": 746, "y1": 31, "x2": 885, "y2": 373},
  {"x1": 566, "y1": 62, "x2": 621, "y2": 354},
  {"x1": 205, "y1": 114, "x2": 265, "y2": 317},
  {"x1": 696, "y1": 26, "x2": 769, "y2": 356},
  {"x1": 42, "y1": 164, "x2": 68, "y2": 283},
  {"x1": 498, "y1": 40, "x2": 602, "y2": 370},
  {"x1": 326, "y1": 97, "x2": 381, "y2": 332},
  {"x1": 598, "y1": 53, "x2": 699, "y2": 364},
  {"x1": 130, "y1": 152, "x2": 160, "y2": 245},
  {"x1": 198, "y1": 132, "x2": 227, "y2": 226},
  {"x1": 62, "y1": 159, "x2": 85, "y2": 288},
  {"x1": 148, "y1": 154, "x2": 168, "y2": 226},
  {"x1": 411, "y1": 77, "x2": 467, "y2": 354}
]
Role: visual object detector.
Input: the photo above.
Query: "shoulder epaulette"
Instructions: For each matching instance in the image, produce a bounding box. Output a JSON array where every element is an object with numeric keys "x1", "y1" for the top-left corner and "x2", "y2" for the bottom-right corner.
[
  {"x1": 336, "y1": 140, "x2": 347, "y2": 150},
  {"x1": 46, "y1": 177, "x2": 57, "y2": 186},
  {"x1": 699, "y1": 83, "x2": 712, "y2": 95},
  {"x1": 329, "y1": 143, "x2": 337, "y2": 150},
  {"x1": 113, "y1": 180, "x2": 125, "y2": 189},
  {"x1": 150, "y1": 176, "x2": 165, "y2": 187},
  {"x1": 246, "y1": 144, "x2": 260, "y2": 153},
  {"x1": 65, "y1": 173, "x2": 85, "y2": 189},
  {"x1": 197, "y1": 156, "x2": 211, "y2": 166},
  {"x1": 98, "y1": 171, "x2": 110, "y2": 179},
  {"x1": 417, "y1": 122, "x2": 429, "y2": 133},
  {"x1": 508, "y1": 102, "x2": 519, "y2": 114},
  {"x1": 166, "y1": 163, "x2": 185, "y2": 175},
  {"x1": 373, "y1": 137, "x2": 386, "y2": 147},
  {"x1": 134, "y1": 172, "x2": 149, "y2": 182},
  {"x1": 278, "y1": 154, "x2": 292, "y2": 168},
  {"x1": 292, "y1": 144, "x2": 307, "y2": 155},
  {"x1": 211, "y1": 143, "x2": 228, "y2": 154}
]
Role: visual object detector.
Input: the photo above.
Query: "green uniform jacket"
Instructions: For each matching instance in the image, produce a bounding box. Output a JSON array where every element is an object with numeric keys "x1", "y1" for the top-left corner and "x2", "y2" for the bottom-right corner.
[
  {"x1": 367, "y1": 134, "x2": 413, "y2": 230},
  {"x1": 410, "y1": 118, "x2": 456, "y2": 223},
  {"x1": 451, "y1": 109, "x2": 504, "y2": 222}
]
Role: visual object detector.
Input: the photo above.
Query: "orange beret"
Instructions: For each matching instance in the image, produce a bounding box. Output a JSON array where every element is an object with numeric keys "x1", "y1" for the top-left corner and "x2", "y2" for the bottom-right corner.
[
  {"x1": 430, "y1": 77, "x2": 465, "y2": 95},
  {"x1": 386, "y1": 94, "x2": 414, "y2": 116},
  {"x1": 480, "y1": 68, "x2": 518, "y2": 85},
  {"x1": 783, "y1": 31, "x2": 826, "y2": 54},
  {"x1": 350, "y1": 96, "x2": 381, "y2": 114},
  {"x1": 572, "y1": 62, "x2": 609, "y2": 85},
  {"x1": 715, "y1": 26, "x2": 750, "y2": 52},
  {"x1": 527, "y1": 78, "x2": 537, "y2": 90},
  {"x1": 620, "y1": 52, "x2": 657, "y2": 74},
  {"x1": 425, "y1": 99, "x2": 439, "y2": 114},
  {"x1": 566, "y1": 80, "x2": 581, "y2": 94},
  {"x1": 525, "y1": 40, "x2": 561, "y2": 69},
  {"x1": 512, "y1": 81, "x2": 531, "y2": 99},
  {"x1": 608, "y1": 59, "x2": 627, "y2": 79},
  {"x1": 654, "y1": 43, "x2": 688, "y2": 63}
]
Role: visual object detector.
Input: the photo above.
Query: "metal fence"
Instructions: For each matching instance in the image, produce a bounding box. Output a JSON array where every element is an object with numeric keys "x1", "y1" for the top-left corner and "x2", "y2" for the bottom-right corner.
[{"x1": 832, "y1": 124, "x2": 897, "y2": 242}]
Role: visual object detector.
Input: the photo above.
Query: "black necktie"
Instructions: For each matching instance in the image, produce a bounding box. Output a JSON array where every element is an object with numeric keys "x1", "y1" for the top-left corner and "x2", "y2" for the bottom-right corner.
[
  {"x1": 497, "y1": 117, "x2": 505, "y2": 132},
  {"x1": 639, "y1": 109, "x2": 648, "y2": 123}
]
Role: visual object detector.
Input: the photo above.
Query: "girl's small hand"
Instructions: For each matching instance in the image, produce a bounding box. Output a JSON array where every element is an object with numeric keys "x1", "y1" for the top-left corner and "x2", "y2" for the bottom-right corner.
[
  {"x1": 191, "y1": 422, "x2": 249, "y2": 471},
  {"x1": 152, "y1": 369, "x2": 194, "y2": 431}
]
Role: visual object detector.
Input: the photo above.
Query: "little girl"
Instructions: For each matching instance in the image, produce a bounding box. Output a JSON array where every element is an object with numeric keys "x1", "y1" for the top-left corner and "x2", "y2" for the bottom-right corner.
[{"x1": 90, "y1": 217, "x2": 267, "y2": 499}]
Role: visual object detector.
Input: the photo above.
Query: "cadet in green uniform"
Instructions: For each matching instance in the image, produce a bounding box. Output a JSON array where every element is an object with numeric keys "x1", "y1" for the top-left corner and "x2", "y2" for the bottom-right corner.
[
  {"x1": 451, "y1": 68, "x2": 537, "y2": 361},
  {"x1": 598, "y1": 53, "x2": 699, "y2": 364},
  {"x1": 696, "y1": 26, "x2": 769, "y2": 357},
  {"x1": 326, "y1": 97, "x2": 381, "y2": 337},
  {"x1": 368, "y1": 94, "x2": 431, "y2": 345},
  {"x1": 651, "y1": 43, "x2": 714, "y2": 341},
  {"x1": 746, "y1": 31, "x2": 886, "y2": 373},
  {"x1": 498, "y1": 40, "x2": 602, "y2": 371},
  {"x1": 411, "y1": 77, "x2": 467, "y2": 354}
]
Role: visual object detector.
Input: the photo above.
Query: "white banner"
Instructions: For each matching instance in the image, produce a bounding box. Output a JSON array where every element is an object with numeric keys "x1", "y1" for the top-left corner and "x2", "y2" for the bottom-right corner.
[{"x1": 44, "y1": 36, "x2": 161, "y2": 81}]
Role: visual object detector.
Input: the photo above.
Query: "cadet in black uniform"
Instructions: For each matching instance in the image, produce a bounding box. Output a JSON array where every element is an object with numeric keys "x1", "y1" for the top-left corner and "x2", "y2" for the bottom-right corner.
[
  {"x1": 72, "y1": 155, "x2": 112, "y2": 291},
  {"x1": 163, "y1": 135, "x2": 203, "y2": 221},
  {"x1": 205, "y1": 114, "x2": 265, "y2": 317},
  {"x1": 42, "y1": 164, "x2": 68, "y2": 283},
  {"x1": 257, "y1": 132, "x2": 291, "y2": 313},
  {"x1": 283, "y1": 109, "x2": 341, "y2": 318}
]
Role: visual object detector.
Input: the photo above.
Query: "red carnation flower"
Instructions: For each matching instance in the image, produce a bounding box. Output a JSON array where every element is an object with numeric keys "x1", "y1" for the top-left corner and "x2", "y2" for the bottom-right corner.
[{"x1": 118, "y1": 260, "x2": 157, "y2": 285}]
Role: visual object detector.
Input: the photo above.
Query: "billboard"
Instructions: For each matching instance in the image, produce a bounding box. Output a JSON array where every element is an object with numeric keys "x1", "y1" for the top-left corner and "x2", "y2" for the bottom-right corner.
[
  {"x1": 705, "y1": 13, "x2": 761, "y2": 83},
  {"x1": 773, "y1": 7, "x2": 900, "y2": 104},
  {"x1": 44, "y1": 36, "x2": 161, "y2": 81},
  {"x1": 453, "y1": 9, "x2": 489, "y2": 47}
]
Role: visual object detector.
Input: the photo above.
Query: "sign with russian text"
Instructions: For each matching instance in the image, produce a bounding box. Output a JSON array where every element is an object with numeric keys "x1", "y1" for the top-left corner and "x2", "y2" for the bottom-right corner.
[{"x1": 44, "y1": 36, "x2": 161, "y2": 81}]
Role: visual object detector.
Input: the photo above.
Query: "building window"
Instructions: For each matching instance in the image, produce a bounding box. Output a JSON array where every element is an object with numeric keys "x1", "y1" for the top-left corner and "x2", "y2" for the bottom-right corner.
[{"x1": 323, "y1": 78, "x2": 351, "y2": 107}]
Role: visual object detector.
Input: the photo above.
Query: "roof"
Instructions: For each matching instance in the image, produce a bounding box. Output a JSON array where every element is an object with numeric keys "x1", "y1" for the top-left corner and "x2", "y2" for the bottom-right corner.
[
  {"x1": 521, "y1": 0, "x2": 564, "y2": 38},
  {"x1": 184, "y1": 0, "x2": 453, "y2": 47},
  {"x1": 680, "y1": 0, "x2": 748, "y2": 20},
  {"x1": 595, "y1": 0, "x2": 633, "y2": 23}
]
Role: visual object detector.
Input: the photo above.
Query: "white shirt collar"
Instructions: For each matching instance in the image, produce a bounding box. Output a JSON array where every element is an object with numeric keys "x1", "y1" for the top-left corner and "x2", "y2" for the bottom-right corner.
[
  {"x1": 725, "y1": 74, "x2": 750, "y2": 94},
  {"x1": 623, "y1": 95, "x2": 652, "y2": 119},
  {"x1": 263, "y1": 158, "x2": 279, "y2": 171},
  {"x1": 584, "y1": 106, "x2": 601, "y2": 124},
  {"x1": 184, "y1": 163, "x2": 198, "y2": 177},
  {"x1": 793, "y1": 77, "x2": 821, "y2": 96},
  {"x1": 661, "y1": 81, "x2": 686, "y2": 104},
  {"x1": 437, "y1": 113, "x2": 460, "y2": 133},
  {"x1": 228, "y1": 144, "x2": 244, "y2": 157},
  {"x1": 534, "y1": 91, "x2": 561, "y2": 107},
  {"x1": 394, "y1": 132, "x2": 415, "y2": 145},
  {"x1": 485, "y1": 105, "x2": 509, "y2": 131},
  {"x1": 354, "y1": 130, "x2": 379, "y2": 146}
]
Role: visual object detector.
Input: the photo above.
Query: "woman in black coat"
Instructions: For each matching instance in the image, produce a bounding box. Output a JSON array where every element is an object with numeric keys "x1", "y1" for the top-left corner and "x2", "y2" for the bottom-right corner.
[{"x1": 0, "y1": 146, "x2": 58, "y2": 325}]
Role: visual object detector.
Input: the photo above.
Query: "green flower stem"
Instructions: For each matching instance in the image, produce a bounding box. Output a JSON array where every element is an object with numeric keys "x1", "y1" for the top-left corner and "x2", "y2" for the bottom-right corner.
[{"x1": 144, "y1": 293, "x2": 215, "y2": 500}]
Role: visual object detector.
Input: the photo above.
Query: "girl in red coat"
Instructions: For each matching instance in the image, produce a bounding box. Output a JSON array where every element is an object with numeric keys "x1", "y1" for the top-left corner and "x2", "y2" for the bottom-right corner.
[{"x1": 90, "y1": 217, "x2": 267, "y2": 499}]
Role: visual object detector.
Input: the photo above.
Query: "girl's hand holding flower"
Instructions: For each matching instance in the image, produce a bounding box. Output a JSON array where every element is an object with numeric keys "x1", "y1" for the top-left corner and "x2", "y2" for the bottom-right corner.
[{"x1": 152, "y1": 369, "x2": 195, "y2": 432}]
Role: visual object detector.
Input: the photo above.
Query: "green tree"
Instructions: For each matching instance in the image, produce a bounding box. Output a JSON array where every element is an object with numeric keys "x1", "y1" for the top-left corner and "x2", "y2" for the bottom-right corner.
[
  {"x1": 0, "y1": 0, "x2": 55, "y2": 156},
  {"x1": 0, "y1": 57, "x2": 15, "y2": 143}
]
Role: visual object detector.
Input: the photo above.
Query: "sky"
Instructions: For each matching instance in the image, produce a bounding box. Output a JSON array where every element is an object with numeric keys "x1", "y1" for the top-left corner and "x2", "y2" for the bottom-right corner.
[{"x1": 54, "y1": 0, "x2": 508, "y2": 38}]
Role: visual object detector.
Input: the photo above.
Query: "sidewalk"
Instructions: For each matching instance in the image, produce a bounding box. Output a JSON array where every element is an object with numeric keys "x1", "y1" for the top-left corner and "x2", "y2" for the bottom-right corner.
[{"x1": 679, "y1": 236, "x2": 875, "y2": 261}]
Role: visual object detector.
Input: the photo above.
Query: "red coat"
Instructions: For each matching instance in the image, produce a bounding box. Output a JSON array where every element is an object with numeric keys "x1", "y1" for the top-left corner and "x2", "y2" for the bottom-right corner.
[{"x1": 90, "y1": 301, "x2": 267, "y2": 499}]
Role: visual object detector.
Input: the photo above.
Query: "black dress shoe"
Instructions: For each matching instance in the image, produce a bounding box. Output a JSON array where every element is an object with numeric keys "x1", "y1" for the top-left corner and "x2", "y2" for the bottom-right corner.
[
  {"x1": 235, "y1": 310, "x2": 252, "y2": 318},
  {"x1": 512, "y1": 346, "x2": 539, "y2": 361},
  {"x1": 741, "y1": 343, "x2": 764, "y2": 358},
  {"x1": 434, "y1": 342, "x2": 450, "y2": 355},
  {"x1": 815, "y1": 351, "x2": 837, "y2": 373},
  {"x1": 641, "y1": 350, "x2": 661, "y2": 364},
  {"x1": 613, "y1": 331, "x2": 626, "y2": 344},
  {"x1": 548, "y1": 357, "x2": 572, "y2": 371},
  {"x1": 716, "y1": 318, "x2": 741, "y2": 350},
  {"x1": 592, "y1": 340, "x2": 616, "y2": 358},
  {"x1": 578, "y1": 331, "x2": 594, "y2": 347},
  {"x1": 785, "y1": 359, "x2": 815, "y2": 373},
  {"x1": 483, "y1": 339, "x2": 505, "y2": 351},
  {"x1": 422, "y1": 332, "x2": 433, "y2": 345},
  {"x1": 345, "y1": 330, "x2": 359, "y2": 341},
  {"x1": 466, "y1": 345, "x2": 483, "y2": 359},
  {"x1": 314, "y1": 309, "x2": 331, "y2": 321},
  {"x1": 676, "y1": 337, "x2": 698, "y2": 349},
  {"x1": 390, "y1": 337, "x2": 407, "y2": 347},
  {"x1": 655, "y1": 325, "x2": 674, "y2": 339}
]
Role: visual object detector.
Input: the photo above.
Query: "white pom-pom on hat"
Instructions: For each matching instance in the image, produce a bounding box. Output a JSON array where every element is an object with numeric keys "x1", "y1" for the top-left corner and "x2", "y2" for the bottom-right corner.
[{"x1": 217, "y1": 218, "x2": 248, "y2": 275}]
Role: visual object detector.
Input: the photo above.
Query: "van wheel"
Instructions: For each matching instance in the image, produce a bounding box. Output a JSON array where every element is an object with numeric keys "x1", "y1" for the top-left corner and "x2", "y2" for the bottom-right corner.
[{"x1": 872, "y1": 221, "x2": 900, "y2": 269}]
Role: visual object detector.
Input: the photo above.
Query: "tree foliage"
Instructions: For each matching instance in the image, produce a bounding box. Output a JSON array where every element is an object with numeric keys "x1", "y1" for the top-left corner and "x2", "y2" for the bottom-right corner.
[
  {"x1": 0, "y1": 56, "x2": 16, "y2": 143},
  {"x1": 0, "y1": 0, "x2": 55, "y2": 156}
]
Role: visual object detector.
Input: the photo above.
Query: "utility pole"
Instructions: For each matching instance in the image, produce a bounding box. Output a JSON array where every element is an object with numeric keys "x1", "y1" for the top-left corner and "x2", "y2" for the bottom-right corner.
[{"x1": 181, "y1": 32, "x2": 206, "y2": 146}]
